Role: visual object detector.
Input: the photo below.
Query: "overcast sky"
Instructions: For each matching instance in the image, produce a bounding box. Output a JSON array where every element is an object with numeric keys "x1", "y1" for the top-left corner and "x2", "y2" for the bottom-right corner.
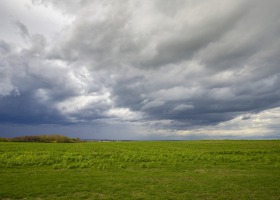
[{"x1": 1, "y1": 0, "x2": 280, "y2": 139}]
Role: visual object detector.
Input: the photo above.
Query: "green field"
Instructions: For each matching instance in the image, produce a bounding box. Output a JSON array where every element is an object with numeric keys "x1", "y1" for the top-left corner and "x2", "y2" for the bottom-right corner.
[{"x1": 0, "y1": 140, "x2": 280, "y2": 199}]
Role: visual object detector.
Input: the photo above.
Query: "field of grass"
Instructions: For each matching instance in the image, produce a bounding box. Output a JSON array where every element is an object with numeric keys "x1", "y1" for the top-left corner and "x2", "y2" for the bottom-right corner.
[{"x1": 0, "y1": 140, "x2": 280, "y2": 199}]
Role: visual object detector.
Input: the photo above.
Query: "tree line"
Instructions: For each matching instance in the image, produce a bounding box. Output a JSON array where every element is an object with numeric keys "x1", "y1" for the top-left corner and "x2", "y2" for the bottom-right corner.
[{"x1": 0, "y1": 134, "x2": 82, "y2": 143}]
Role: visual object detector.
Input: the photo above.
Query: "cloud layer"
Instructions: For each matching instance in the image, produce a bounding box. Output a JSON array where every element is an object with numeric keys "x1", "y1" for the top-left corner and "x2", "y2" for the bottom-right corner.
[{"x1": 1, "y1": 0, "x2": 280, "y2": 139}]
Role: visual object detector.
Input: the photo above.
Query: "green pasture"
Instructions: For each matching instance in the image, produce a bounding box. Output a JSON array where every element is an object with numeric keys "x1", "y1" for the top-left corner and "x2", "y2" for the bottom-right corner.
[{"x1": 0, "y1": 140, "x2": 280, "y2": 199}]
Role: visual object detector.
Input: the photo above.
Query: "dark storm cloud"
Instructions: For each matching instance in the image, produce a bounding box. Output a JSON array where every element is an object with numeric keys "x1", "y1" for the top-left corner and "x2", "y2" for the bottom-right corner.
[
  {"x1": 0, "y1": 93, "x2": 65, "y2": 124},
  {"x1": 0, "y1": 36, "x2": 67, "y2": 124},
  {"x1": 1, "y1": 0, "x2": 280, "y2": 138},
  {"x1": 0, "y1": 29, "x2": 113, "y2": 125}
]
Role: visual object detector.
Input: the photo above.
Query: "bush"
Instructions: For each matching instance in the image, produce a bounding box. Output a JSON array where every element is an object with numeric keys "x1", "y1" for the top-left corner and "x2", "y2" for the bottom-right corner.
[
  {"x1": 0, "y1": 137, "x2": 9, "y2": 142},
  {"x1": 3, "y1": 135, "x2": 83, "y2": 143}
]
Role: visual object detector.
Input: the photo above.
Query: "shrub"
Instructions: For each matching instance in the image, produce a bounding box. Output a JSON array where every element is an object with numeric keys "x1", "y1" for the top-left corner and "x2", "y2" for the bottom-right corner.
[
  {"x1": 0, "y1": 137, "x2": 9, "y2": 142},
  {"x1": 4, "y1": 135, "x2": 83, "y2": 143}
]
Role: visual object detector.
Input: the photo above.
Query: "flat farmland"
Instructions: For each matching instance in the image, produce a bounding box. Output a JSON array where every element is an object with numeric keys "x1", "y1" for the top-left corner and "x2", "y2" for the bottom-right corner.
[{"x1": 0, "y1": 140, "x2": 280, "y2": 199}]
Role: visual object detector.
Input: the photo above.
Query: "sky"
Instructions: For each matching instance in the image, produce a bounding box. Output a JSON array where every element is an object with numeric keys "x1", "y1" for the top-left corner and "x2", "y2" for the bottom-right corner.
[{"x1": 0, "y1": 0, "x2": 280, "y2": 140}]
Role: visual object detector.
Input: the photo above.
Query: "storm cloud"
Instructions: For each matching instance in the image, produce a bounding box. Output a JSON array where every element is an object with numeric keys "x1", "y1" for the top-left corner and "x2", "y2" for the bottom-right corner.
[{"x1": 0, "y1": 0, "x2": 280, "y2": 139}]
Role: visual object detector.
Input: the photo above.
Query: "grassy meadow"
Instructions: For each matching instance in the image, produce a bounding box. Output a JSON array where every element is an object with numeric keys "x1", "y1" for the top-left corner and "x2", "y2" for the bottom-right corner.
[{"x1": 0, "y1": 140, "x2": 280, "y2": 199}]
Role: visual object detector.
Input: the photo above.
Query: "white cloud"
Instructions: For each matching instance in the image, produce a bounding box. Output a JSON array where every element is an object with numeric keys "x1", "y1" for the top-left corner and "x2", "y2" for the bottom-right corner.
[
  {"x1": 175, "y1": 107, "x2": 280, "y2": 138},
  {"x1": 0, "y1": 0, "x2": 73, "y2": 47},
  {"x1": 173, "y1": 104, "x2": 194, "y2": 112},
  {"x1": 105, "y1": 107, "x2": 142, "y2": 121},
  {"x1": 56, "y1": 92, "x2": 112, "y2": 115}
]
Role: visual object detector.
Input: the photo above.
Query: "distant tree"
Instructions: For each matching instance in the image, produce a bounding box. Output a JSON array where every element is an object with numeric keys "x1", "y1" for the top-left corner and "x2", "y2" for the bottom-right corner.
[
  {"x1": 5, "y1": 135, "x2": 83, "y2": 143},
  {"x1": 0, "y1": 137, "x2": 9, "y2": 142}
]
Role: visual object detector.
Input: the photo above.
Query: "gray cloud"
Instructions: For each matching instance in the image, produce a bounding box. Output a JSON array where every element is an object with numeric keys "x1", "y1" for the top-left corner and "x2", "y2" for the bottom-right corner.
[
  {"x1": 1, "y1": 0, "x2": 280, "y2": 138},
  {"x1": 0, "y1": 29, "x2": 113, "y2": 125},
  {"x1": 15, "y1": 20, "x2": 30, "y2": 40}
]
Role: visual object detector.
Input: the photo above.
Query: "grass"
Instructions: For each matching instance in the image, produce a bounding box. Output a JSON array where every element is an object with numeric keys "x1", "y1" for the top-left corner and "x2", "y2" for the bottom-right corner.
[{"x1": 0, "y1": 140, "x2": 280, "y2": 199}]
